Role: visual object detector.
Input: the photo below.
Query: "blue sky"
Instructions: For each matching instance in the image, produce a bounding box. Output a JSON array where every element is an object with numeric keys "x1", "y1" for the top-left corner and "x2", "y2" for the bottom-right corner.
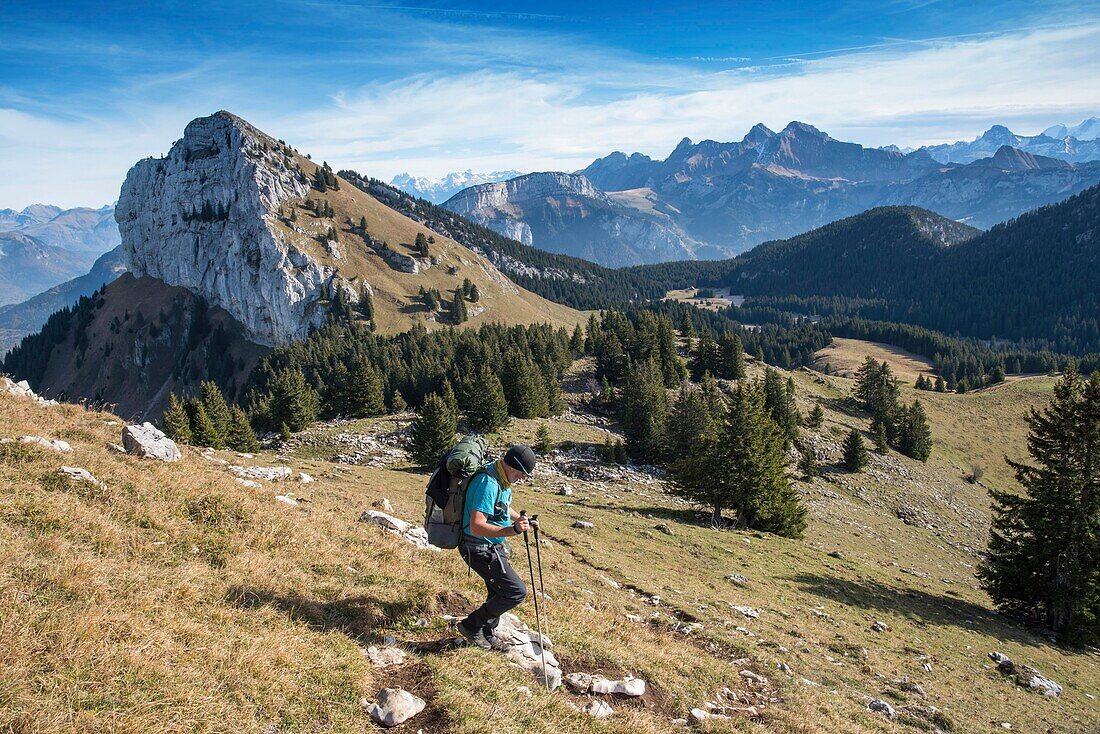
[{"x1": 2, "y1": 0, "x2": 1099, "y2": 207}]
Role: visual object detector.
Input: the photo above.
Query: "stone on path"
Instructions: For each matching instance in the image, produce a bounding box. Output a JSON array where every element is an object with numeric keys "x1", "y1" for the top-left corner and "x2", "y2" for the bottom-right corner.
[
  {"x1": 229, "y1": 465, "x2": 292, "y2": 482},
  {"x1": 868, "y1": 699, "x2": 897, "y2": 720},
  {"x1": 362, "y1": 687, "x2": 425, "y2": 727},
  {"x1": 582, "y1": 700, "x2": 614, "y2": 718},
  {"x1": 58, "y1": 466, "x2": 104, "y2": 489},
  {"x1": 364, "y1": 646, "x2": 406, "y2": 668},
  {"x1": 490, "y1": 612, "x2": 561, "y2": 691},
  {"x1": 572, "y1": 520, "x2": 594, "y2": 529},
  {"x1": 19, "y1": 436, "x2": 72, "y2": 453},
  {"x1": 122, "y1": 423, "x2": 182, "y2": 462}
]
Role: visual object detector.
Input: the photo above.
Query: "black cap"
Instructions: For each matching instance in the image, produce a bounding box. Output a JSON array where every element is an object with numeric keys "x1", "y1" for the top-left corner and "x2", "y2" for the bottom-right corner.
[{"x1": 504, "y1": 444, "x2": 536, "y2": 476}]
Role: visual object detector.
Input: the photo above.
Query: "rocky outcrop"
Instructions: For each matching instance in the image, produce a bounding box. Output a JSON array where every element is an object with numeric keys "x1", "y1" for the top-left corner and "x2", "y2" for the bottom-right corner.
[
  {"x1": 122, "y1": 423, "x2": 182, "y2": 462},
  {"x1": 116, "y1": 111, "x2": 336, "y2": 345}
]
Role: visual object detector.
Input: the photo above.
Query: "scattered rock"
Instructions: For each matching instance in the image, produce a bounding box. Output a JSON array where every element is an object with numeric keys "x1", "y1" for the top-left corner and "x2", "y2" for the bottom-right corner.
[
  {"x1": 490, "y1": 612, "x2": 561, "y2": 690},
  {"x1": 229, "y1": 465, "x2": 292, "y2": 481},
  {"x1": 1018, "y1": 666, "x2": 1062, "y2": 696},
  {"x1": 122, "y1": 423, "x2": 182, "y2": 462},
  {"x1": 871, "y1": 620, "x2": 890, "y2": 633},
  {"x1": 20, "y1": 435, "x2": 72, "y2": 453},
  {"x1": 2, "y1": 377, "x2": 59, "y2": 406},
  {"x1": 58, "y1": 466, "x2": 104, "y2": 489},
  {"x1": 558, "y1": 485, "x2": 573, "y2": 496},
  {"x1": 274, "y1": 494, "x2": 299, "y2": 507},
  {"x1": 359, "y1": 509, "x2": 436, "y2": 550},
  {"x1": 236, "y1": 478, "x2": 262, "y2": 489},
  {"x1": 363, "y1": 687, "x2": 425, "y2": 727},
  {"x1": 565, "y1": 673, "x2": 645, "y2": 697},
  {"x1": 989, "y1": 651, "x2": 1014, "y2": 674},
  {"x1": 828, "y1": 550, "x2": 844, "y2": 559},
  {"x1": 691, "y1": 708, "x2": 730, "y2": 723},
  {"x1": 868, "y1": 699, "x2": 897, "y2": 720},
  {"x1": 725, "y1": 573, "x2": 749, "y2": 586},
  {"x1": 732, "y1": 605, "x2": 760, "y2": 619},
  {"x1": 739, "y1": 670, "x2": 768, "y2": 686},
  {"x1": 654, "y1": 523, "x2": 674, "y2": 535},
  {"x1": 296, "y1": 472, "x2": 315, "y2": 483},
  {"x1": 582, "y1": 700, "x2": 614, "y2": 718},
  {"x1": 572, "y1": 520, "x2": 594, "y2": 529},
  {"x1": 515, "y1": 685, "x2": 531, "y2": 697},
  {"x1": 364, "y1": 646, "x2": 406, "y2": 668},
  {"x1": 372, "y1": 497, "x2": 395, "y2": 513}
]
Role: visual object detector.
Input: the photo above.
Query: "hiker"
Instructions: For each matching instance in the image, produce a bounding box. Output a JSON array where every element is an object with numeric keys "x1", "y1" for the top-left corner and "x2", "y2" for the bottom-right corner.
[{"x1": 455, "y1": 444, "x2": 538, "y2": 649}]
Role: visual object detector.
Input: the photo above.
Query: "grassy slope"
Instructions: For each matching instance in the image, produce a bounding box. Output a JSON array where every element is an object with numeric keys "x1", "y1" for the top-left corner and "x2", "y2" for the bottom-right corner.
[
  {"x1": 271, "y1": 158, "x2": 583, "y2": 335},
  {"x1": 1, "y1": 347, "x2": 1096, "y2": 732}
]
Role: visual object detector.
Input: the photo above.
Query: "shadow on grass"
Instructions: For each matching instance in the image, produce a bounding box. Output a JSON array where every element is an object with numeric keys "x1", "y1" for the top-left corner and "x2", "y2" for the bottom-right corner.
[
  {"x1": 627, "y1": 505, "x2": 715, "y2": 525},
  {"x1": 228, "y1": 586, "x2": 418, "y2": 645},
  {"x1": 789, "y1": 572, "x2": 1050, "y2": 650}
]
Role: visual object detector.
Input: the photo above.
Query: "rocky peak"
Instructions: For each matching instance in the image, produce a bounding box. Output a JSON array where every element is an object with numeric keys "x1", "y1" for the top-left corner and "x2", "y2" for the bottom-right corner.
[
  {"x1": 742, "y1": 123, "x2": 777, "y2": 146},
  {"x1": 116, "y1": 111, "x2": 339, "y2": 346},
  {"x1": 979, "y1": 145, "x2": 1071, "y2": 172},
  {"x1": 978, "y1": 125, "x2": 1020, "y2": 145}
]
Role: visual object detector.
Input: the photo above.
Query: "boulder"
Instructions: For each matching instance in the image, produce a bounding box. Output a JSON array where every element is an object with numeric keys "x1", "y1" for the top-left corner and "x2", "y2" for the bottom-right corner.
[
  {"x1": 297, "y1": 472, "x2": 315, "y2": 483},
  {"x1": 20, "y1": 436, "x2": 72, "y2": 453},
  {"x1": 372, "y1": 497, "x2": 395, "y2": 513},
  {"x1": 691, "y1": 708, "x2": 730, "y2": 722},
  {"x1": 989, "y1": 651, "x2": 1015, "y2": 674},
  {"x1": 591, "y1": 675, "x2": 645, "y2": 697},
  {"x1": 868, "y1": 699, "x2": 897, "y2": 720},
  {"x1": 2, "y1": 377, "x2": 59, "y2": 406},
  {"x1": 732, "y1": 605, "x2": 760, "y2": 619},
  {"x1": 572, "y1": 520, "x2": 594, "y2": 529},
  {"x1": 363, "y1": 687, "x2": 425, "y2": 728},
  {"x1": 122, "y1": 423, "x2": 182, "y2": 462},
  {"x1": 236, "y1": 478, "x2": 262, "y2": 489},
  {"x1": 725, "y1": 573, "x2": 749, "y2": 586},
  {"x1": 654, "y1": 523, "x2": 674, "y2": 535},
  {"x1": 1018, "y1": 666, "x2": 1062, "y2": 696},
  {"x1": 558, "y1": 485, "x2": 574, "y2": 496},
  {"x1": 274, "y1": 495, "x2": 299, "y2": 507},
  {"x1": 359, "y1": 509, "x2": 436, "y2": 551},
  {"x1": 871, "y1": 620, "x2": 890, "y2": 632}
]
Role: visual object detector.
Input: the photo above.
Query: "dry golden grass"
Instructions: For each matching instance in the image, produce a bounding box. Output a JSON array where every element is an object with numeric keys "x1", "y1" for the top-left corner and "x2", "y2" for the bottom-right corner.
[{"x1": 2, "y1": 347, "x2": 1097, "y2": 733}]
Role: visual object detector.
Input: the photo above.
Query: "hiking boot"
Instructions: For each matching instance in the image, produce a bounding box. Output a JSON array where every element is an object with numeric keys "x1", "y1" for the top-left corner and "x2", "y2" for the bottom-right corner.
[{"x1": 457, "y1": 619, "x2": 492, "y2": 650}]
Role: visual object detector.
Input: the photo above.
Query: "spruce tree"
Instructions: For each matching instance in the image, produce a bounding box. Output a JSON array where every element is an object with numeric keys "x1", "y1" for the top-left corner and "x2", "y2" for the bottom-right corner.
[
  {"x1": 189, "y1": 400, "x2": 223, "y2": 449},
  {"x1": 469, "y1": 284, "x2": 480, "y2": 302},
  {"x1": 465, "y1": 366, "x2": 509, "y2": 432},
  {"x1": 842, "y1": 428, "x2": 868, "y2": 472},
  {"x1": 226, "y1": 405, "x2": 261, "y2": 453},
  {"x1": 718, "y1": 331, "x2": 746, "y2": 380},
  {"x1": 618, "y1": 359, "x2": 669, "y2": 462},
  {"x1": 162, "y1": 392, "x2": 192, "y2": 444},
  {"x1": 898, "y1": 399, "x2": 933, "y2": 461},
  {"x1": 614, "y1": 439, "x2": 628, "y2": 464},
  {"x1": 570, "y1": 324, "x2": 585, "y2": 355},
  {"x1": 981, "y1": 370, "x2": 1100, "y2": 639},
  {"x1": 798, "y1": 443, "x2": 820, "y2": 480},
  {"x1": 389, "y1": 387, "x2": 408, "y2": 413},
  {"x1": 763, "y1": 368, "x2": 798, "y2": 447},
  {"x1": 710, "y1": 381, "x2": 804, "y2": 537},
  {"x1": 452, "y1": 289, "x2": 468, "y2": 324},
  {"x1": 502, "y1": 353, "x2": 548, "y2": 418},
  {"x1": 934, "y1": 375, "x2": 946, "y2": 392},
  {"x1": 691, "y1": 330, "x2": 720, "y2": 381},
  {"x1": 410, "y1": 392, "x2": 456, "y2": 466},
  {"x1": 414, "y1": 232, "x2": 429, "y2": 256},
  {"x1": 341, "y1": 357, "x2": 386, "y2": 418},
  {"x1": 872, "y1": 417, "x2": 890, "y2": 453},
  {"x1": 535, "y1": 423, "x2": 553, "y2": 454},
  {"x1": 267, "y1": 368, "x2": 319, "y2": 432},
  {"x1": 668, "y1": 382, "x2": 723, "y2": 513},
  {"x1": 200, "y1": 381, "x2": 232, "y2": 442},
  {"x1": 543, "y1": 364, "x2": 565, "y2": 416},
  {"x1": 806, "y1": 403, "x2": 824, "y2": 428}
]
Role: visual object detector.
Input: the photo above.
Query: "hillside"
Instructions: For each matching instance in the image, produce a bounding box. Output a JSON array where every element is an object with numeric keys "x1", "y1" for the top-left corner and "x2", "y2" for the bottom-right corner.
[
  {"x1": 0, "y1": 245, "x2": 126, "y2": 355},
  {"x1": 2, "y1": 346, "x2": 1096, "y2": 732}
]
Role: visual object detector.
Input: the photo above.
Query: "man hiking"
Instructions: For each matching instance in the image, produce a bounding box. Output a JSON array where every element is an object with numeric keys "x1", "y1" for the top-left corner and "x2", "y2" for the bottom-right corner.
[{"x1": 456, "y1": 444, "x2": 538, "y2": 649}]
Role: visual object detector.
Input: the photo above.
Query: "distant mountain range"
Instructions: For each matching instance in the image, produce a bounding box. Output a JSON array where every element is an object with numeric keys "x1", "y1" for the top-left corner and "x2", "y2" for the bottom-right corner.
[
  {"x1": 439, "y1": 121, "x2": 1100, "y2": 264},
  {"x1": 1042, "y1": 117, "x2": 1100, "y2": 141},
  {"x1": 0, "y1": 204, "x2": 119, "y2": 253},
  {"x1": 390, "y1": 169, "x2": 522, "y2": 203},
  {"x1": 920, "y1": 122, "x2": 1100, "y2": 163}
]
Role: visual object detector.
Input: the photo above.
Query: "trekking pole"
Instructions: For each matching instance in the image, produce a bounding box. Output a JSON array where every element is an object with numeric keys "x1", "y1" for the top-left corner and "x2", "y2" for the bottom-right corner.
[
  {"x1": 531, "y1": 514, "x2": 547, "y2": 600},
  {"x1": 520, "y1": 510, "x2": 550, "y2": 692}
]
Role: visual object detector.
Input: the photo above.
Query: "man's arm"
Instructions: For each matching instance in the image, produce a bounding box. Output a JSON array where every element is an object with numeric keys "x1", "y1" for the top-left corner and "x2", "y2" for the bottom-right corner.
[{"x1": 469, "y1": 510, "x2": 528, "y2": 538}]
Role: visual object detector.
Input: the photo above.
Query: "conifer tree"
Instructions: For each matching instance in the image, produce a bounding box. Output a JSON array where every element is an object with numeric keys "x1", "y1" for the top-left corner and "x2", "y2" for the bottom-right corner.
[
  {"x1": 842, "y1": 428, "x2": 868, "y2": 472},
  {"x1": 614, "y1": 439, "x2": 628, "y2": 463},
  {"x1": 718, "y1": 331, "x2": 746, "y2": 380},
  {"x1": 543, "y1": 364, "x2": 566, "y2": 416},
  {"x1": 872, "y1": 417, "x2": 890, "y2": 453},
  {"x1": 618, "y1": 359, "x2": 669, "y2": 461},
  {"x1": 226, "y1": 405, "x2": 261, "y2": 453},
  {"x1": 570, "y1": 324, "x2": 585, "y2": 355},
  {"x1": 200, "y1": 381, "x2": 232, "y2": 442},
  {"x1": 601, "y1": 435, "x2": 616, "y2": 463},
  {"x1": 668, "y1": 382, "x2": 723, "y2": 511},
  {"x1": 934, "y1": 375, "x2": 946, "y2": 392},
  {"x1": 410, "y1": 392, "x2": 456, "y2": 466},
  {"x1": 461, "y1": 277, "x2": 474, "y2": 299},
  {"x1": 763, "y1": 368, "x2": 798, "y2": 447},
  {"x1": 709, "y1": 381, "x2": 804, "y2": 536},
  {"x1": 359, "y1": 215, "x2": 367, "y2": 231},
  {"x1": 267, "y1": 368, "x2": 319, "y2": 432},
  {"x1": 535, "y1": 423, "x2": 553, "y2": 454},
  {"x1": 340, "y1": 357, "x2": 386, "y2": 418},
  {"x1": 806, "y1": 403, "x2": 824, "y2": 428},
  {"x1": 162, "y1": 392, "x2": 191, "y2": 444},
  {"x1": 189, "y1": 400, "x2": 223, "y2": 449},
  {"x1": 358, "y1": 288, "x2": 374, "y2": 323},
  {"x1": 388, "y1": 387, "x2": 408, "y2": 413},
  {"x1": 501, "y1": 353, "x2": 549, "y2": 418},
  {"x1": 981, "y1": 370, "x2": 1100, "y2": 638},
  {"x1": 691, "y1": 330, "x2": 720, "y2": 381},
  {"x1": 679, "y1": 311, "x2": 696, "y2": 342},
  {"x1": 898, "y1": 399, "x2": 933, "y2": 461},
  {"x1": 798, "y1": 442, "x2": 821, "y2": 480},
  {"x1": 414, "y1": 232, "x2": 429, "y2": 256},
  {"x1": 469, "y1": 283, "x2": 480, "y2": 302},
  {"x1": 464, "y1": 366, "x2": 509, "y2": 432},
  {"x1": 452, "y1": 289, "x2": 468, "y2": 324},
  {"x1": 439, "y1": 379, "x2": 459, "y2": 417}
]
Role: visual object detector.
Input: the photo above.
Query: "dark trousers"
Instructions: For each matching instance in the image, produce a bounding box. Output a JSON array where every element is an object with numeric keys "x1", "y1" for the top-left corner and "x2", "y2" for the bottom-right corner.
[{"x1": 459, "y1": 540, "x2": 527, "y2": 636}]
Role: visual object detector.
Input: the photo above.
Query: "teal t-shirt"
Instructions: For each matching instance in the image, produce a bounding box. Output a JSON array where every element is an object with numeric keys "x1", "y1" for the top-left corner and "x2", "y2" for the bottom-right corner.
[{"x1": 462, "y1": 462, "x2": 513, "y2": 545}]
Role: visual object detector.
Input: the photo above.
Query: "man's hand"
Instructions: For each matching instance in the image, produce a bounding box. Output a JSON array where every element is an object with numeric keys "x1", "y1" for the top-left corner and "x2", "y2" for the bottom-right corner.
[
  {"x1": 528, "y1": 516, "x2": 540, "y2": 531},
  {"x1": 513, "y1": 516, "x2": 531, "y2": 535}
]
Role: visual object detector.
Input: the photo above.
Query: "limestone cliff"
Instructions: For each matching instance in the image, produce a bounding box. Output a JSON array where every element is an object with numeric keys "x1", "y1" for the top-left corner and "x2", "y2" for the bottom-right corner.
[{"x1": 116, "y1": 111, "x2": 336, "y2": 346}]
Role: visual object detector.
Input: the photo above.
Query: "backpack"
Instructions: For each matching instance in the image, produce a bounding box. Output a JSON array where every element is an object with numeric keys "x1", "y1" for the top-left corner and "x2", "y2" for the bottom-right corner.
[{"x1": 424, "y1": 435, "x2": 497, "y2": 549}]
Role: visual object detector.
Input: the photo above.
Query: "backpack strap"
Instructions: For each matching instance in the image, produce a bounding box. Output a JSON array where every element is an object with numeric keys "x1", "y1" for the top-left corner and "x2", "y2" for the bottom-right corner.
[{"x1": 460, "y1": 467, "x2": 506, "y2": 538}]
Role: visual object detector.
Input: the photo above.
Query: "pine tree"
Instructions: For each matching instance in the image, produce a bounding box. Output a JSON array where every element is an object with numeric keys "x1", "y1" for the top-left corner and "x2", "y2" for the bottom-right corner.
[
  {"x1": 618, "y1": 359, "x2": 669, "y2": 461},
  {"x1": 340, "y1": 357, "x2": 386, "y2": 418},
  {"x1": 842, "y1": 428, "x2": 868, "y2": 472},
  {"x1": 389, "y1": 387, "x2": 408, "y2": 413},
  {"x1": 570, "y1": 324, "x2": 585, "y2": 355},
  {"x1": 267, "y1": 368, "x2": 319, "y2": 432},
  {"x1": 543, "y1": 364, "x2": 565, "y2": 416},
  {"x1": 535, "y1": 423, "x2": 553, "y2": 454},
  {"x1": 691, "y1": 330, "x2": 720, "y2": 381},
  {"x1": 798, "y1": 442, "x2": 820, "y2": 480},
  {"x1": 898, "y1": 399, "x2": 933, "y2": 461},
  {"x1": 934, "y1": 375, "x2": 946, "y2": 392},
  {"x1": 414, "y1": 232, "x2": 429, "y2": 256},
  {"x1": 200, "y1": 381, "x2": 232, "y2": 442},
  {"x1": 806, "y1": 403, "x2": 824, "y2": 428},
  {"x1": 981, "y1": 370, "x2": 1100, "y2": 639},
  {"x1": 679, "y1": 311, "x2": 696, "y2": 342},
  {"x1": 667, "y1": 382, "x2": 723, "y2": 512},
  {"x1": 452, "y1": 289, "x2": 468, "y2": 324},
  {"x1": 358, "y1": 287, "x2": 374, "y2": 322},
  {"x1": 162, "y1": 392, "x2": 191, "y2": 444},
  {"x1": 469, "y1": 284, "x2": 480, "y2": 302},
  {"x1": 464, "y1": 366, "x2": 509, "y2": 432},
  {"x1": 225, "y1": 405, "x2": 261, "y2": 453},
  {"x1": 501, "y1": 353, "x2": 549, "y2": 418},
  {"x1": 410, "y1": 392, "x2": 456, "y2": 466},
  {"x1": 189, "y1": 400, "x2": 223, "y2": 449},
  {"x1": 710, "y1": 381, "x2": 804, "y2": 537},
  {"x1": 762, "y1": 368, "x2": 798, "y2": 447},
  {"x1": 461, "y1": 277, "x2": 474, "y2": 299},
  {"x1": 872, "y1": 418, "x2": 890, "y2": 453},
  {"x1": 718, "y1": 331, "x2": 746, "y2": 380}
]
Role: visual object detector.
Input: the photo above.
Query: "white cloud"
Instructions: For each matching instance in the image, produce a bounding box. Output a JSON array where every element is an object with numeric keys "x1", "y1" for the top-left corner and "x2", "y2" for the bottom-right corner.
[{"x1": 1, "y1": 21, "x2": 1098, "y2": 207}]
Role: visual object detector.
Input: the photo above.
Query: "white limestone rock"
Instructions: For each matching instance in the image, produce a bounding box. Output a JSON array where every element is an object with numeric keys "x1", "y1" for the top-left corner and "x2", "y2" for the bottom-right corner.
[
  {"x1": 58, "y1": 466, "x2": 105, "y2": 489},
  {"x1": 364, "y1": 646, "x2": 406, "y2": 668},
  {"x1": 362, "y1": 687, "x2": 425, "y2": 728},
  {"x1": 2, "y1": 377, "x2": 59, "y2": 406},
  {"x1": 359, "y1": 509, "x2": 436, "y2": 551},
  {"x1": 116, "y1": 111, "x2": 343, "y2": 346},
  {"x1": 490, "y1": 612, "x2": 561, "y2": 691},
  {"x1": 582, "y1": 700, "x2": 614, "y2": 718},
  {"x1": 20, "y1": 436, "x2": 72, "y2": 453},
  {"x1": 229, "y1": 465, "x2": 292, "y2": 482},
  {"x1": 122, "y1": 423, "x2": 182, "y2": 462}
]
